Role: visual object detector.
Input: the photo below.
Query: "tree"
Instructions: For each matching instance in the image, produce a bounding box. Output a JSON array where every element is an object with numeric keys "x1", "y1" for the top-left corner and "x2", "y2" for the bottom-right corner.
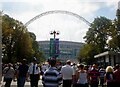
[
  {"x1": 29, "y1": 32, "x2": 46, "y2": 63},
  {"x1": 107, "y1": 9, "x2": 120, "y2": 52},
  {"x1": 2, "y1": 14, "x2": 17, "y2": 63},
  {"x1": 78, "y1": 43, "x2": 98, "y2": 64},
  {"x1": 2, "y1": 14, "x2": 34, "y2": 63},
  {"x1": 15, "y1": 32, "x2": 34, "y2": 61},
  {"x1": 78, "y1": 16, "x2": 112, "y2": 64},
  {"x1": 108, "y1": 19, "x2": 120, "y2": 51},
  {"x1": 85, "y1": 16, "x2": 112, "y2": 53}
]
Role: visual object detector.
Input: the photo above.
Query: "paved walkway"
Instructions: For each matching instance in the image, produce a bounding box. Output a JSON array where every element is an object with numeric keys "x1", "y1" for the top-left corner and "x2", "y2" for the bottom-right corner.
[
  {"x1": 1, "y1": 77, "x2": 62, "y2": 87},
  {"x1": 1, "y1": 80, "x2": 43, "y2": 87},
  {"x1": 1, "y1": 76, "x2": 44, "y2": 87},
  {"x1": 1, "y1": 77, "x2": 103, "y2": 87},
  {"x1": 1, "y1": 81, "x2": 103, "y2": 87}
]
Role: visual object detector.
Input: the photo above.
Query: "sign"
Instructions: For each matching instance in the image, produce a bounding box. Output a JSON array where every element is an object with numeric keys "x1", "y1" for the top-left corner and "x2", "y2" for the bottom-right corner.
[
  {"x1": 49, "y1": 38, "x2": 59, "y2": 58},
  {"x1": 55, "y1": 38, "x2": 59, "y2": 57},
  {"x1": 50, "y1": 38, "x2": 55, "y2": 57}
]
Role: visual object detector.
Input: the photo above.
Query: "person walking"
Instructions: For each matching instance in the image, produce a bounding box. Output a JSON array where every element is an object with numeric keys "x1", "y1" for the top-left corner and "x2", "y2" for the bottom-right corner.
[
  {"x1": 76, "y1": 64, "x2": 89, "y2": 87},
  {"x1": 104, "y1": 66, "x2": 114, "y2": 87},
  {"x1": 113, "y1": 64, "x2": 120, "y2": 87},
  {"x1": 42, "y1": 58, "x2": 62, "y2": 87},
  {"x1": 99, "y1": 66, "x2": 105, "y2": 87},
  {"x1": 61, "y1": 60, "x2": 74, "y2": 87},
  {"x1": 71, "y1": 62, "x2": 77, "y2": 87},
  {"x1": 88, "y1": 64, "x2": 100, "y2": 87},
  {"x1": 3, "y1": 63, "x2": 15, "y2": 87},
  {"x1": 16, "y1": 59, "x2": 29, "y2": 87},
  {"x1": 28, "y1": 57, "x2": 40, "y2": 87}
]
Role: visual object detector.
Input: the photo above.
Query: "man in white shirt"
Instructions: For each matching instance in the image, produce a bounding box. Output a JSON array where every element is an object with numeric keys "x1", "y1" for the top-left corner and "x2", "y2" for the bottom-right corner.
[
  {"x1": 28, "y1": 57, "x2": 40, "y2": 87},
  {"x1": 71, "y1": 63, "x2": 77, "y2": 87},
  {"x1": 61, "y1": 60, "x2": 74, "y2": 87}
]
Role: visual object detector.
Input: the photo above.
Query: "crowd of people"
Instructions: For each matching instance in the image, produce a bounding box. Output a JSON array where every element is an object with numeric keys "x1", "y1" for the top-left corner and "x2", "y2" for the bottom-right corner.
[{"x1": 2, "y1": 58, "x2": 120, "y2": 87}]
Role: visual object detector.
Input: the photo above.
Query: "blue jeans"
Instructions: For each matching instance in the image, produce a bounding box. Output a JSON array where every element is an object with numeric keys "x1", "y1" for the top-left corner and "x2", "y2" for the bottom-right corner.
[{"x1": 17, "y1": 77, "x2": 26, "y2": 87}]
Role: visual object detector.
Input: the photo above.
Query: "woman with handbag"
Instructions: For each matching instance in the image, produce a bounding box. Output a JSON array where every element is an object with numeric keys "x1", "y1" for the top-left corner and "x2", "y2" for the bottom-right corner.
[{"x1": 3, "y1": 63, "x2": 15, "y2": 87}]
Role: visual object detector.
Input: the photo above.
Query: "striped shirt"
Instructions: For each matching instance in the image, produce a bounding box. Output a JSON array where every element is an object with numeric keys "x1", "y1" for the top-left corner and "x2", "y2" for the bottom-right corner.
[{"x1": 42, "y1": 67, "x2": 62, "y2": 87}]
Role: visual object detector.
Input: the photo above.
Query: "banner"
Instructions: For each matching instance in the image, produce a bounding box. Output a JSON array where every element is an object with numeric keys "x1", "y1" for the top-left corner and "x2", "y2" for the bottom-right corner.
[
  {"x1": 49, "y1": 38, "x2": 59, "y2": 58},
  {"x1": 50, "y1": 38, "x2": 55, "y2": 57},
  {"x1": 55, "y1": 38, "x2": 59, "y2": 57}
]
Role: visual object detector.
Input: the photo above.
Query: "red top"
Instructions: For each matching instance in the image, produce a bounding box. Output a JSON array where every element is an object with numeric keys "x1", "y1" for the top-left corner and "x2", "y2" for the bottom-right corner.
[{"x1": 89, "y1": 69, "x2": 100, "y2": 84}]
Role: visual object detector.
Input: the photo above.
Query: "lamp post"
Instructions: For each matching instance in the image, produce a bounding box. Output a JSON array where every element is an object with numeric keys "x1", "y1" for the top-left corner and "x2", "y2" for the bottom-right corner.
[
  {"x1": 50, "y1": 30, "x2": 59, "y2": 39},
  {"x1": 50, "y1": 30, "x2": 60, "y2": 59}
]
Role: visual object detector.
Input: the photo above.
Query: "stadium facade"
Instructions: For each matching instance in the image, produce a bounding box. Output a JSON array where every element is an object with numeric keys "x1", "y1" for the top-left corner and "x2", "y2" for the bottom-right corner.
[{"x1": 38, "y1": 41, "x2": 84, "y2": 62}]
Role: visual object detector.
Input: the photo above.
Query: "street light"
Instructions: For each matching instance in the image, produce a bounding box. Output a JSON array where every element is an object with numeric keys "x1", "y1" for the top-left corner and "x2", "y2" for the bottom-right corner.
[
  {"x1": 50, "y1": 30, "x2": 60, "y2": 39},
  {"x1": 49, "y1": 30, "x2": 60, "y2": 59}
]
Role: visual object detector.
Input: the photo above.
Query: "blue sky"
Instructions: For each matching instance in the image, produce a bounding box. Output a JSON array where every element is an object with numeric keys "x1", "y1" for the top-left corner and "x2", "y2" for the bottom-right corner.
[{"x1": 0, "y1": 0, "x2": 119, "y2": 42}]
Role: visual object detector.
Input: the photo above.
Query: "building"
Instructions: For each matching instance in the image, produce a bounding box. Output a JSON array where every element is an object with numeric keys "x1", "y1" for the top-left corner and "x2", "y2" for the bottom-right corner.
[
  {"x1": 38, "y1": 40, "x2": 84, "y2": 63},
  {"x1": 94, "y1": 51, "x2": 120, "y2": 67}
]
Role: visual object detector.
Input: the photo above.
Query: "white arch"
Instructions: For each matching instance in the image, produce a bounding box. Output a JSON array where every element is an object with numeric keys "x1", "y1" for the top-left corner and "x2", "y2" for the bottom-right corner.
[{"x1": 24, "y1": 10, "x2": 91, "y2": 26}]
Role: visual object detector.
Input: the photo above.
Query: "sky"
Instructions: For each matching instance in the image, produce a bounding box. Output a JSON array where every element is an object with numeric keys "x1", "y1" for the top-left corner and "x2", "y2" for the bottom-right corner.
[{"x1": 0, "y1": 0, "x2": 120, "y2": 43}]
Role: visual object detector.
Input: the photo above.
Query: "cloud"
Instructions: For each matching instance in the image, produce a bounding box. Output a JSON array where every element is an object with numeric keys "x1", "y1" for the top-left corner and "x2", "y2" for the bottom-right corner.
[
  {"x1": 1, "y1": 0, "x2": 119, "y2": 2},
  {"x1": 1, "y1": 0, "x2": 118, "y2": 43}
]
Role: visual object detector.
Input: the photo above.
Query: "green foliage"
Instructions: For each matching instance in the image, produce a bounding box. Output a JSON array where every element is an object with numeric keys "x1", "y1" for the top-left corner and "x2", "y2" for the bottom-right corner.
[
  {"x1": 29, "y1": 32, "x2": 46, "y2": 63},
  {"x1": 79, "y1": 15, "x2": 120, "y2": 64},
  {"x1": 34, "y1": 51, "x2": 46, "y2": 64},
  {"x1": 79, "y1": 16, "x2": 112, "y2": 64},
  {"x1": 2, "y1": 14, "x2": 19, "y2": 63},
  {"x1": 2, "y1": 14, "x2": 45, "y2": 63},
  {"x1": 108, "y1": 19, "x2": 120, "y2": 51},
  {"x1": 78, "y1": 43, "x2": 98, "y2": 64},
  {"x1": 85, "y1": 16, "x2": 112, "y2": 52}
]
